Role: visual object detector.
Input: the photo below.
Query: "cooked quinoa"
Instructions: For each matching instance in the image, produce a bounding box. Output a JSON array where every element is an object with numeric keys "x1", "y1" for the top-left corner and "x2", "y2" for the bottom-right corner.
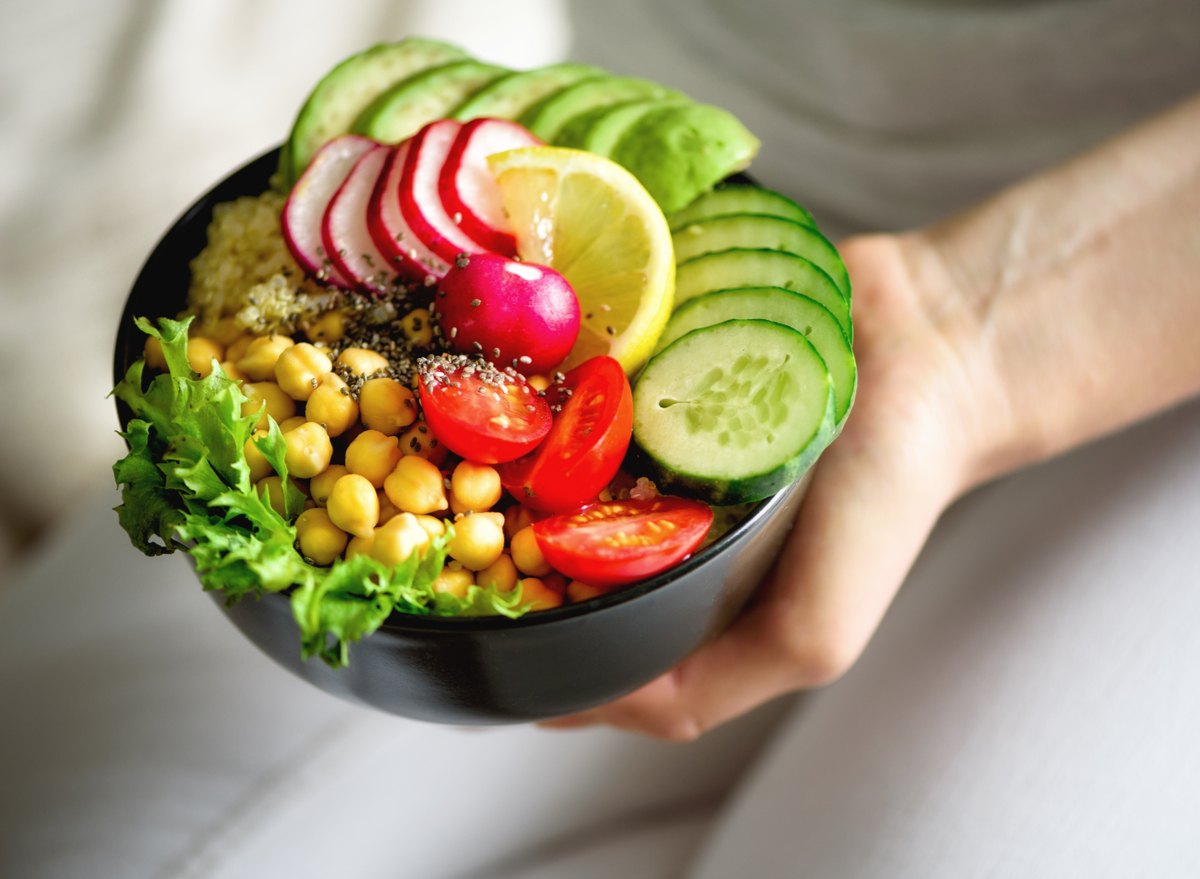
[{"x1": 185, "y1": 191, "x2": 340, "y2": 335}]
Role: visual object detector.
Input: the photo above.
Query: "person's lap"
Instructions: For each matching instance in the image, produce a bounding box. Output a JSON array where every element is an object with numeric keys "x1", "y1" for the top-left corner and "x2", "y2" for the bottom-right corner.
[{"x1": 5, "y1": 398, "x2": 1200, "y2": 878}]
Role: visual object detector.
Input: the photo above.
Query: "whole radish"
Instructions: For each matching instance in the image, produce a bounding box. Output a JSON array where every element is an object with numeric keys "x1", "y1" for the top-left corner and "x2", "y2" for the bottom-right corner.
[{"x1": 437, "y1": 253, "x2": 580, "y2": 374}]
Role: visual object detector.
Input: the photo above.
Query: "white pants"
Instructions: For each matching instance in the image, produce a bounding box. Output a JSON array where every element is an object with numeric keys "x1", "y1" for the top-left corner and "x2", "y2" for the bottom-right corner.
[{"x1": 4, "y1": 397, "x2": 1200, "y2": 878}]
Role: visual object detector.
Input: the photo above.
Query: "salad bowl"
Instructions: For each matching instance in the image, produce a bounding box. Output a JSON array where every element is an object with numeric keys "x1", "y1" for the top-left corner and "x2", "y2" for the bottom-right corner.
[{"x1": 114, "y1": 147, "x2": 812, "y2": 724}]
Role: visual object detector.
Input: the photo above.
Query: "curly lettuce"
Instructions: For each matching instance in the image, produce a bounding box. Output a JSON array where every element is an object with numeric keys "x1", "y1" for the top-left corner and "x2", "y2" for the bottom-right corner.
[{"x1": 112, "y1": 316, "x2": 527, "y2": 668}]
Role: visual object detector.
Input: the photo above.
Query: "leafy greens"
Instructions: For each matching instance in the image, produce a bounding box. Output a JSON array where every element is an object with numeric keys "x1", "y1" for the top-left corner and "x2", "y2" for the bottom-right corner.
[{"x1": 113, "y1": 316, "x2": 527, "y2": 667}]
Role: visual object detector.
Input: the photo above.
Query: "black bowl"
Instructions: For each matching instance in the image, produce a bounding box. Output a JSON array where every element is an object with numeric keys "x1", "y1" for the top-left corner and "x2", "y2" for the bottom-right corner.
[{"x1": 114, "y1": 147, "x2": 812, "y2": 725}]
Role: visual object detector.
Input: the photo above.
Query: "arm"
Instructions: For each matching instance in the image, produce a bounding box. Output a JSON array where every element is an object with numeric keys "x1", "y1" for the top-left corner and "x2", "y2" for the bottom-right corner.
[{"x1": 545, "y1": 92, "x2": 1200, "y2": 740}]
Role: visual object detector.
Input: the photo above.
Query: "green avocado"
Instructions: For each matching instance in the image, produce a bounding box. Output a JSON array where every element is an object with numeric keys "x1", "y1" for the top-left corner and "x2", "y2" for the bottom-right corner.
[
  {"x1": 554, "y1": 97, "x2": 691, "y2": 155},
  {"x1": 519, "y1": 76, "x2": 686, "y2": 143},
  {"x1": 281, "y1": 38, "x2": 468, "y2": 186},
  {"x1": 451, "y1": 62, "x2": 607, "y2": 122},
  {"x1": 352, "y1": 60, "x2": 511, "y2": 144},
  {"x1": 611, "y1": 103, "x2": 760, "y2": 215}
]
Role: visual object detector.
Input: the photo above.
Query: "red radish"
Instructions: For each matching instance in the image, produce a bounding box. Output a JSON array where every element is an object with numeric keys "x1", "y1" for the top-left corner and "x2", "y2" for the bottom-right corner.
[
  {"x1": 321, "y1": 145, "x2": 402, "y2": 295},
  {"x1": 439, "y1": 119, "x2": 543, "y2": 256},
  {"x1": 282, "y1": 134, "x2": 374, "y2": 287},
  {"x1": 400, "y1": 120, "x2": 490, "y2": 263},
  {"x1": 437, "y1": 252, "x2": 580, "y2": 375},
  {"x1": 367, "y1": 142, "x2": 451, "y2": 284}
]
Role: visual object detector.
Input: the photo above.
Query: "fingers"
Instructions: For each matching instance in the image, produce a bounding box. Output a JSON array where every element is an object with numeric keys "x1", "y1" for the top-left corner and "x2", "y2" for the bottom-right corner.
[{"x1": 542, "y1": 410, "x2": 961, "y2": 740}]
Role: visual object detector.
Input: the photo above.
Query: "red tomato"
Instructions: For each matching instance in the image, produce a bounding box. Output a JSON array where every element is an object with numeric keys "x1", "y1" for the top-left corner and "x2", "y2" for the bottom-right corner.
[
  {"x1": 496, "y1": 356, "x2": 632, "y2": 512},
  {"x1": 417, "y1": 355, "x2": 551, "y2": 463},
  {"x1": 532, "y1": 497, "x2": 714, "y2": 587}
]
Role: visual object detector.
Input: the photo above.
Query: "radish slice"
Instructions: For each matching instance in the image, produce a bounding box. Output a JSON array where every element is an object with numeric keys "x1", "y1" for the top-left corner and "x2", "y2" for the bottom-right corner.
[
  {"x1": 367, "y1": 142, "x2": 451, "y2": 284},
  {"x1": 439, "y1": 118, "x2": 543, "y2": 256},
  {"x1": 400, "y1": 120, "x2": 490, "y2": 263},
  {"x1": 282, "y1": 134, "x2": 374, "y2": 287},
  {"x1": 321, "y1": 145, "x2": 402, "y2": 296}
]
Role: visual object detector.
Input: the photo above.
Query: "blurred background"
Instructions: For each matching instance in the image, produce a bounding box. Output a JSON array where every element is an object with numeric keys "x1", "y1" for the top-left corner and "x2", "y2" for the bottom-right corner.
[{"x1": 0, "y1": 0, "x2": 571, "y2": 571}]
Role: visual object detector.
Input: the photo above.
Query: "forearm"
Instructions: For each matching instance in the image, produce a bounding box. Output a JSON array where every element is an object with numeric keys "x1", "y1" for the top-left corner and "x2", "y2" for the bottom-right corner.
[{"x1": 905, "y1": 92, "x2": 1200, "y2": 489}]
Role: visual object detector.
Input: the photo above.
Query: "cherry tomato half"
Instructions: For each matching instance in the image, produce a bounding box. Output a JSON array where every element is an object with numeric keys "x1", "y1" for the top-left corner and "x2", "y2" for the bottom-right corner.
[
  {"x1": 496, "y1": 355, "x2": 633, "y2": 512},
  {"x1": 417, "y1": 355, "x2": 551, "y2": 464},
  {"x1": 532, "y1": 497, "x2": 714, "y2": 587}
]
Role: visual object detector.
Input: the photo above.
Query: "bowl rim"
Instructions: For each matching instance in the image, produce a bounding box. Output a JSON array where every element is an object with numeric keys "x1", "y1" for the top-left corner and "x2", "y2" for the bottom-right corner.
[{"x1": 114, "y1": 143, "x2": 794, "y2": 635}]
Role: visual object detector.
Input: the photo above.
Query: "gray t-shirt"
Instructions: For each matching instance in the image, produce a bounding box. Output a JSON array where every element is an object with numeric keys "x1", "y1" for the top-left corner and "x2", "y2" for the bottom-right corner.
[{"x1": 568, "y1": 0, "x2": 1200, "y2": 236}]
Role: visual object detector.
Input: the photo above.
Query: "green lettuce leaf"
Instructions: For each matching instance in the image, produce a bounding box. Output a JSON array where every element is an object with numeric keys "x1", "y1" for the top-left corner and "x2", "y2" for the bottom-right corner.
[{"x1": 112, "y1": 316, "x2": 529, "y2": 668}]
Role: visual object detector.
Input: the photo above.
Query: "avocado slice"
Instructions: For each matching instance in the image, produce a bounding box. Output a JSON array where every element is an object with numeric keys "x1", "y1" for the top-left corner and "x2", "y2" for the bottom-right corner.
[
  {"x1": 555, "y1": 97, "x2": 692, "y2": 156},
  {"x1": 451, "y1": 62, "x2": 607, "y2": 122},
  {"x1": 612, "y1": 103, "x2": 760, "y2": 215},
  {"x1": 352, "y1": 60, "x2": 511, "y2": 144},
  {"x1": 519, "y1": 76, "x2": 687, "y2": 143},
  {"x1": 281, "y1": 38, "x2": 468, "y2": 186}
]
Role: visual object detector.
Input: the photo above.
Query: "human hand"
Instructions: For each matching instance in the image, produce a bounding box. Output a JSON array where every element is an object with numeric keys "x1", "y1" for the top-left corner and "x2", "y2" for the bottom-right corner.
[{"x1": 542, "y1": 233, "x2": 1008, "y2": 740}]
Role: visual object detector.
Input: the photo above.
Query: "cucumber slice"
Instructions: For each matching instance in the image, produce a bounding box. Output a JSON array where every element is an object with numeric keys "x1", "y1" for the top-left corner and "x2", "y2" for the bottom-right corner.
[
  {"x1": 352, "y1": 60, "x2": 511, "y2": 144},
  {"x1": 633, "y1": 320, "x2": 835, "y2": 504},
  {"x1": 611, "y1": 104, "x2": 760, "y2": 216},
  {"x1": 555, "y1": 97, "x2": 692, "y2": 154},
  {"x1": 281, "y1": 38, "x2": 468, "y2": 186},
  {"x1": 451, "y1": 63, "x2": 606, "y2": 121},
  {"x1": 672, "y1": 214, "x2": 850, "y2": 299},
  {"x1": 519, "y1": 76, "x2": 685, "y2": 142},
  {"x1": 656, "y1": 287, "x2": 856, "y2": 425},
  {"x1": 669, "y1": 185, "x2": 815, "y2": 232},
  {"x1": 675, "y1": 249, "x2": 852, "y2": 340}
]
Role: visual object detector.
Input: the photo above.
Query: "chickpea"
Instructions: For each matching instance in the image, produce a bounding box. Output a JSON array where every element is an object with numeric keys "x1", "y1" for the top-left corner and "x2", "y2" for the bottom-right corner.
[
  {"x1": 243, "y1": 430, "x2": 274, "y2": 483},
  {"x1": 377, "y1": 489, "x2": 401, "y2": 525},
  {"x1": 517, "y1": 577, "x2": 564, "y2": 611},
  {"x1": 527, "y1": 374, "x2": 551, "y2": 392},
  {"x1": 326, "y1": 473, "x2": 379, "y2": 539},
  {"x1": 400, "y1": 308, "x2": 433, "y2": 346},
  {"x1": 257, "y1": 476, "x2": 287, "y2": 517},
  {"x1": 337, "y1": 347, "x2": 389, "y2": 378},
  {"x1": 384, "y1": 454, "x2": 448, "y2": 514},
  {"x1": 450, "y1": 460, "x2": 502, "y2": 513},
  {"x1": 371, "y1": 512, "x2": 430, "y2": 567},
  {"x1": 284, "y1": 422, "x2": 332, "y2": 479},
  {"x1": 237, "y1": 334, "x2": 295, "y2": 381},
  {"x1": 414, "y1": 514, "x2": 446, "y2": 539},
  {"x1": 476, "y1": 552, "x2": 519, "y2": 594},
  {"x1": 306, "y1": 372, "x2": 358, "y2": 437},
  {"x1": 567, "y1": 580, "x2": 608, "y2": 603},
  {"x1": 241, "y1": 381, "x2": 295, "y2": 431},
  {"x1": 185, "y1": 337, "x2": 225, "y2": 379},
  {"x1": 503, "y1": 504, "x2": 537, "y2": 542},
  {"x1": 278, "y1": 415, "x2": 307, "y2": 433},
  {"x1": 346, "y1": 533, "x2": 374, "y2": 560},
  {"x1": 346, "y1": 430, "x2": 402, "y2": 488},
  {"x1": 305, "y1": 308, "x2": 348, "y2": 344},
  {"x1": 143, "y1": 336, "x2": 167, "y2": 370},
  {"x1": 225, "y1": 332, "x2": 256, "y2": 364},
  {"x1": 219, "y1": 361, "x2": 248, "y2": 382},
  {"x1": 432, "y1": 560, "x2": 474, "y2": 598},
  {"x1": 359, "y1": 378, "x2": 418, "y2": 436},
  {"x1": 511, "y1": 526, "x2": 552, "y2": 577},
  {"x1": 295, "y1": 508, "x2": 349, "y2": 566},
  {"x1": 310, "y1": 464, "x2": 349, "y2": 506},
  {"x1": 398, "y1": 422, "x2": 447, "y2": 466},
  {"x1": 448, "y1": 511, "x2": 505, "y2": 571},
  {"x1": 206, "y1": 316, "x2": 245, "y2": 347},
  {"x1": 273, "y1": 342, "x2": 333, "y2": 401}
]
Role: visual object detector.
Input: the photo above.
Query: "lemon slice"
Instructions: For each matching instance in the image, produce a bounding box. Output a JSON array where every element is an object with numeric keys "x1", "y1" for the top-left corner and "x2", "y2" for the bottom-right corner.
[{"x1": 487, "y1": 147, "x2": 674, "y2": 375}]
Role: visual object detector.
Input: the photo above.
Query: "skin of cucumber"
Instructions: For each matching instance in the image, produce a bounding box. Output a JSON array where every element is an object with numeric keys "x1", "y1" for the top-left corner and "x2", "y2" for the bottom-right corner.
[
  {"x1": 674, "y1": 248, "x2": 852, "y2": 341},
  {"x1": 452, "y1": 63, "x2": 607, "y2": 122},
  {"x1": 657, "y1": 286, "x2": 857, "y2": 424},
  {"x1": 352, "y1": 61, "x2": 510, "y2": 143},
  {"x1": 633, "y1": 320, "x2": 837, "y2": 505},
  {"x1": 282, "y1": 38, "x2": 468, "y2": 186},
  {"x1": 668, "y1": 185, "x2": 816, "y2": 232},
  {"x1": 671, "y1": 214, "x2": 850, "y2": 298}
]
